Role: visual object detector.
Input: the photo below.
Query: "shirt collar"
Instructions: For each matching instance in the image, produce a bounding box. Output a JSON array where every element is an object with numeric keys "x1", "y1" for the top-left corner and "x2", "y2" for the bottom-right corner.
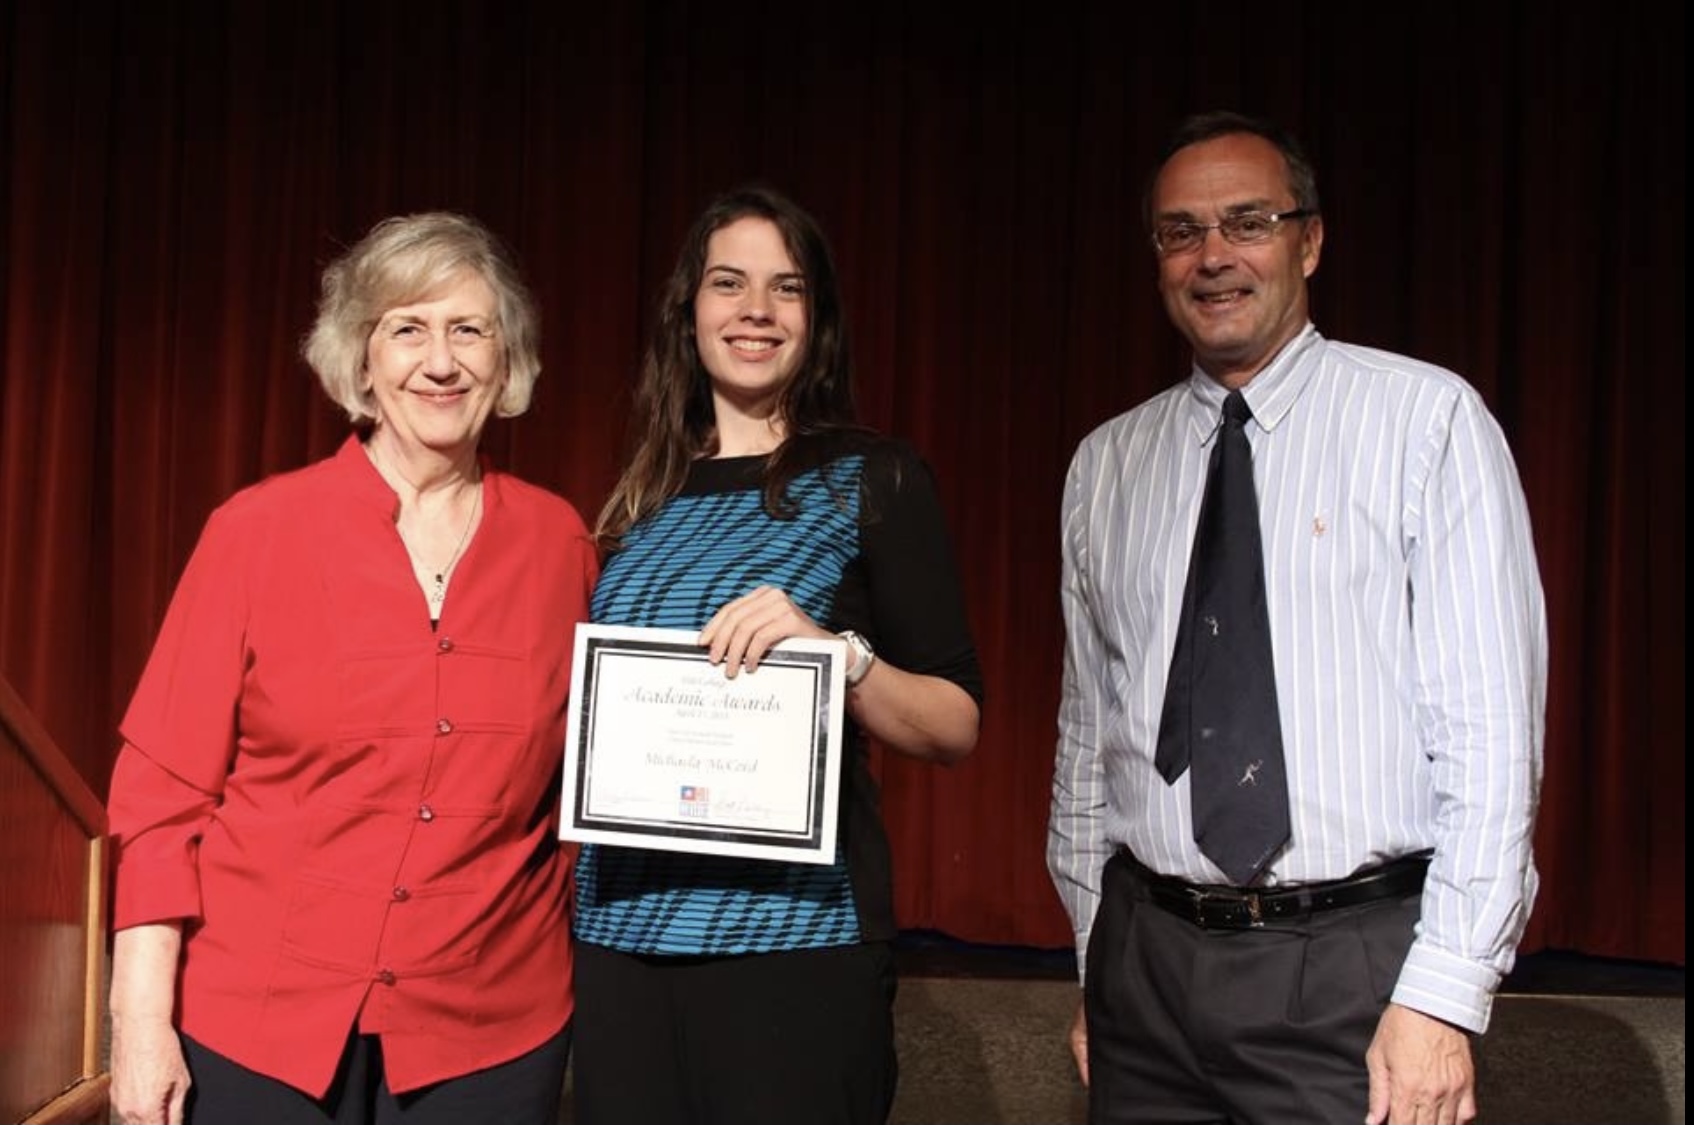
[
  {"x1": 333, "y1": 432, "x2": 500, "y2": 517},
  {"x1": 1180, "y1": 323, "x2": 1324, "y2": 445},
  {"x1": 336, "y1": 433, "x2": 398, "y2": 513}
]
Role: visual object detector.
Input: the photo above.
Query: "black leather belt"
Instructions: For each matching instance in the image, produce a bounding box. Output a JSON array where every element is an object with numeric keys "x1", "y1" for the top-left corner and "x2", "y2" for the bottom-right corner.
[{"x1": 1131, "y1": 851, "x2": 1432, "y2": 930}]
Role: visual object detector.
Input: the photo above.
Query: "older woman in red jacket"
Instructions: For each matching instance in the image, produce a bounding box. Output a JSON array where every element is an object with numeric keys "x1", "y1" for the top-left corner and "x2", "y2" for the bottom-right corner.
[{"x1": 106, "y1": 212, "x2": 596, "y2": 1125}]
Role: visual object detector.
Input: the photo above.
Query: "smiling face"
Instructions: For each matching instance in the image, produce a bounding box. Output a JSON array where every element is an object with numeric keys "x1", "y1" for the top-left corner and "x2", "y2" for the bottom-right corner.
[
  {"x1": 1151, "y1": 131, "x2": 1323, "y2": 388},
  {"x1": 693, "y1": 216, "x2": 808, "y2": 424},
  {"x1": 363, "y1": 269, "x2": 507, "y2": 457}
]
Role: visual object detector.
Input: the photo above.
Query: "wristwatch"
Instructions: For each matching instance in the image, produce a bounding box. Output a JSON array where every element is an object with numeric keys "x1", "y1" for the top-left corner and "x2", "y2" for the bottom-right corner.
[{"x1": 839, "y1": 630, "x2": 877, "y2": 688}]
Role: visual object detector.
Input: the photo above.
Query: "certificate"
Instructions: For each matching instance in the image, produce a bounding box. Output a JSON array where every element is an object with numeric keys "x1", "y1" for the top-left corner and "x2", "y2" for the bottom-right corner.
[{"x1": 559, "y1": 624, "x2": 846, "y2": 864}]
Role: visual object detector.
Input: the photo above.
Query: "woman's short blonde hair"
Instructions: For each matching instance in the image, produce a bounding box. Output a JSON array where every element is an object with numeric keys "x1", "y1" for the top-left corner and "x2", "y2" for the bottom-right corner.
[{"x1": 302, "y1": 212, "x2": 541, "y2": 423}]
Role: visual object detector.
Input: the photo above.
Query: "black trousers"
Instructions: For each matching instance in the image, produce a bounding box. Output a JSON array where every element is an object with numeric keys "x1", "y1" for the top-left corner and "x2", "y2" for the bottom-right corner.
[
  {"x1": 180, "y1": 1024, "x2": 571, "y2": 1125},
  {"x1": 572, "y1": 940, "x2": 898, "y2": 1125},
  {"x1": 1086, "y1": 852, "x2": 1422, "y2": 1125}
]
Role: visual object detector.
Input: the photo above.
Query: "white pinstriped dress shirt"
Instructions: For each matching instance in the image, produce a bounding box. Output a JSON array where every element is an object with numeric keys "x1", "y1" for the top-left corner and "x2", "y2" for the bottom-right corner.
[{"x1": 1048, "y1": 324, "x2": 1546, "y2": 1033}]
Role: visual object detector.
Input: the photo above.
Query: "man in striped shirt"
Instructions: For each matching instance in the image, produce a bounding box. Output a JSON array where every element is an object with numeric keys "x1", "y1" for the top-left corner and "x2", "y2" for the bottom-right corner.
[{"x1": 1047, "y1": 110, "x2": 1546, "y2": 1125}]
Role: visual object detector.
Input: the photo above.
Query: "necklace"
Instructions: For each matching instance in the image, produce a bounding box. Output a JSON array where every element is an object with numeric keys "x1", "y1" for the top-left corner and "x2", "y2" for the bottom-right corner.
[
  {"x1": 366, "y1": 440, "x2": 483, "y2": 613},
  {"x1": 422, "y1": 486, "x2": 481, "y2": 612}
]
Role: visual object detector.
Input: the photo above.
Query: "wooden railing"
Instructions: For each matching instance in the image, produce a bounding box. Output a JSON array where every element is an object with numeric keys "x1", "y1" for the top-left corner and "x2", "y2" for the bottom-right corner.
[{"x1": 0, "y1": 677, "x2": 110, "y2": 1125}]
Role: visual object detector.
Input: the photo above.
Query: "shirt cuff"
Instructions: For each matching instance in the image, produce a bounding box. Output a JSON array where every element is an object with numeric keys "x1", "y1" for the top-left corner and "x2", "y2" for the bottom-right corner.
[
  {"x1": 1391, "y1": 940, "x2": 1503, "y2": 1034},
  {"x1": 112, "y1": 855, "x2": 203, "y2": 931}
]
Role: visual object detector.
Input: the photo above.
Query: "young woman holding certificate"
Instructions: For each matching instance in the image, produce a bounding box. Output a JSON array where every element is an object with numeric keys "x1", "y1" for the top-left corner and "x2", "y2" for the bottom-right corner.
[{"x1": 570, "y1": 185, "x2": 984, "y2": 1125}]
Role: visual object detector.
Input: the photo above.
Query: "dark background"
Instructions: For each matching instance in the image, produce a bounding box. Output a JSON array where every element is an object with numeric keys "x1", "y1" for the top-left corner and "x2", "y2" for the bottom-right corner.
[{"x1": 1, "y1": 1, "x2": 1683, "y2": 966}]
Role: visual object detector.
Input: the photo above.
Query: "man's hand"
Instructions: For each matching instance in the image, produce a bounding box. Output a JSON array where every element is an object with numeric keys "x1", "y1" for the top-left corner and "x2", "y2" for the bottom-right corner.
[
  {"x1": 1068, "y1": 997, "x2": 1089, "y2": 1087},
  {"x1": 1365, "y1": 1002, "x2": 1476, "y2": 1124}
]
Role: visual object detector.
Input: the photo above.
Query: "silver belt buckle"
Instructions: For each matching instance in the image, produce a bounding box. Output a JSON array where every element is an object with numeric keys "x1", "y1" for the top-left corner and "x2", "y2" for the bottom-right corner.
[{"x1": 1185, "y1": 887, "x2": 1266, "y2": 929}]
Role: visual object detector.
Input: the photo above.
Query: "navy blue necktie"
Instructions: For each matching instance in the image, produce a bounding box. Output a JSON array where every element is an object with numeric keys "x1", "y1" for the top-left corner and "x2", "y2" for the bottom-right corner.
[{"x1": 1154, "y1": 390, "x2": 1290, "y2": 884}]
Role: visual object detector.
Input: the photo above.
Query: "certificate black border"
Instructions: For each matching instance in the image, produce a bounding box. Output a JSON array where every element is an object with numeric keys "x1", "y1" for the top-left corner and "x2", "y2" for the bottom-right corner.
[{"x1": 564, "y1": 634, "x2": 841, "y2": 859}]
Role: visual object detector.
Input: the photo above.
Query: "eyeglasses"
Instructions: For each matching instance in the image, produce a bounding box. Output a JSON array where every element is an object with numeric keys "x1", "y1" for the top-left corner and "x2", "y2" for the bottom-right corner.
[{"x1": 1151, "y1": 208, "x2": 1316, "y2": 256}]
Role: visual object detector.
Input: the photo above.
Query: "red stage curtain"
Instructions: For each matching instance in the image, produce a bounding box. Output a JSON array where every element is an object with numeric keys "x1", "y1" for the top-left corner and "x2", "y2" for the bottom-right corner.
[{"x1": 1, "y1": 1, "x2": 1682, "y2": 964}]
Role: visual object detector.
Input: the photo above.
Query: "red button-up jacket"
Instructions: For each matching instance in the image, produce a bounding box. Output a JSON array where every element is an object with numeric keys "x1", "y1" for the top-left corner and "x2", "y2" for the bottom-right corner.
[{"x1": 108, "y1": 436, "x2": 597, "y2": 1095}]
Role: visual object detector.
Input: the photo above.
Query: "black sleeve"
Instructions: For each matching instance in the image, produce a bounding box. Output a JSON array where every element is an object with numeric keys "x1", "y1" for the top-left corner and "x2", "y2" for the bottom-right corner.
[{"x1": 853, "y1": 439, "x2": 985, "y2": 709}]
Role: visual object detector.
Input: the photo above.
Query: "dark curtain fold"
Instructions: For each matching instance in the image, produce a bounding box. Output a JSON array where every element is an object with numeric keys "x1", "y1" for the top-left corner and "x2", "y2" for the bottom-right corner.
[{"x1": 1, "y1": 0, "x2": 1682, "y2": 964}]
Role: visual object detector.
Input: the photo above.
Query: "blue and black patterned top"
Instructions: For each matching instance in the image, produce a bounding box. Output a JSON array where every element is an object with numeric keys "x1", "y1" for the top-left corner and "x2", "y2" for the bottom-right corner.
[{"x1": 573, "y1": 433, "x2": 983, "y2": 955}]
